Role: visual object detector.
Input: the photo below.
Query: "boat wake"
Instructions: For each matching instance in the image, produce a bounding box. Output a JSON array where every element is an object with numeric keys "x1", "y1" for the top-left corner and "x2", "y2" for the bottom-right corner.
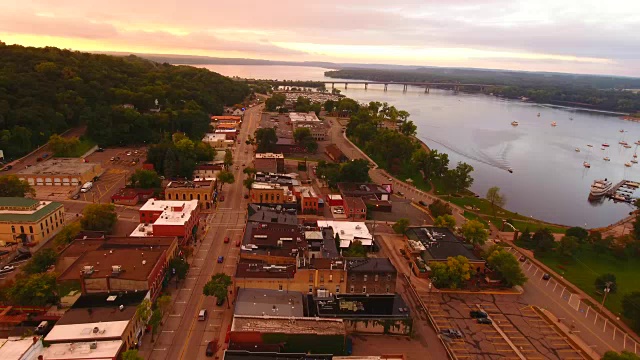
[{"x1": 420, "y1": 135, "x2": 512, "y2": 171}]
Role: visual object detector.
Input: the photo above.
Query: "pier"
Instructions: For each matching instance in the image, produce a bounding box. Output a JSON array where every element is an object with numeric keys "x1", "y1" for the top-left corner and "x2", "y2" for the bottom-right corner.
[{"x1": 605, "y1": 180, "x2": 639, "y2": 203}]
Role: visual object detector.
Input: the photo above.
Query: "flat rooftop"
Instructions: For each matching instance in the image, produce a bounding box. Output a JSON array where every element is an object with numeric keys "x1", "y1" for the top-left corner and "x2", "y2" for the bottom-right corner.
[
  {"x1": 0, "y1": 337, "x2": 38, "y2": 358},
  {"x1": 45, "y1": 320, "x2": 129, "y2": 342},
  {"x1": 139, "y1": 199, "x2": 198, "y2": 226},
  {"x1": 203, "y1": 133, "x2": 228, "y2": 142},
  {"x1": 337, "y1": 183, "x2": 390, "y2": 196},
  {"x1": 224, "y1": 350, "x2": 332, "y2": 360},
  {"x1": 308, "y1": 294, "x2": 409, "y2": 319},
  {"x1": 247, "y1": 204, "x2": 298, "y2": 225},
  {"x1": 57, "y1": 292, "x2": 146, "y2": 325},
  {"x1": 42, "y1": 340, "x2": 124, "y2": 360},
  {"x1": 405, "y1": 227, "x2": 482, "y2": 262},
  {"x1": 235, "y1": 288, "x2": 304, "y2": 317},
  {"x1": 317, "y1": 221, "x2": 372, "y2": 247},
  {"x1": 0, "y1": 198, "x2": 62, "y2": 223},
  {"x1": 235, "y1": 262, "x2": 296, "y2": 279},
  {"x1": 231, "y1": 315, "x2": 345, "y2": 336},
  {"x1": 346, "y1": 258, "x2": 396, "y2": 273},
  {"x1": 289, "y1": 112, "x2": 320, "y2": 123},
  {"x1": 295, "y1": 186, "x2": 318, "y2": 198},
  {"x1": 255, "y1": 153, "x2": 284, "y2": 159},
  {"x1": 16, "y1": 158, "x2": 100, "y2": 176}
]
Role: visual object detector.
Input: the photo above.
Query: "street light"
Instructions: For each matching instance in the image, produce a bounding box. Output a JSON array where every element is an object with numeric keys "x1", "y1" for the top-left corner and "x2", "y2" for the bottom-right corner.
[{"x1": 601, "y1": 281, "x2": 612, "y2": 309}]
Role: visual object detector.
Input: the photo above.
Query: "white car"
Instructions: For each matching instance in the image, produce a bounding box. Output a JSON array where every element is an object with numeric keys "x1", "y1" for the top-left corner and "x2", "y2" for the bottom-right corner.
[{"x1": 0, "y1": 265, "x2": 15, "y2": 273}]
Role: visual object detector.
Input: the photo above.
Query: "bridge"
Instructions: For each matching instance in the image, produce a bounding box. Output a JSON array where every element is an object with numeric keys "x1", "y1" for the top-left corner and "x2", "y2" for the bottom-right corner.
[{"x1": 323, "y1": 80, "x2": 499, "y2": 93}]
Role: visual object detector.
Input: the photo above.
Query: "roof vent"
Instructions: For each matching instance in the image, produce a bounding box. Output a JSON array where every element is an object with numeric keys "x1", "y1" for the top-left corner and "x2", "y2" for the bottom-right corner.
[
  {"x1": 92, "y1": 326, "x2": 99, "y2": 334},
  {"x1": 83, "y1": 266, "x2": 94, "y2": 275},
  {"x1": 89, "y1": 341, "x2": 97, "y2": 349},
  {"x1": 119, "y1": 305, "x2": 124, "y2": 311},
  {"x1": 112, "y1": 265, "x2": 122, "y2": 275},
  {"x1": 142, "y1": 260, "x2": 147, "y2": 265}
]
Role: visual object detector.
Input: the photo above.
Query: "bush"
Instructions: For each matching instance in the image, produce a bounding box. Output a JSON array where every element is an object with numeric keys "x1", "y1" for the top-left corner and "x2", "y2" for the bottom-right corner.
[{"x1": 428, "y1": 199, "x2": 452, "y2": 218}]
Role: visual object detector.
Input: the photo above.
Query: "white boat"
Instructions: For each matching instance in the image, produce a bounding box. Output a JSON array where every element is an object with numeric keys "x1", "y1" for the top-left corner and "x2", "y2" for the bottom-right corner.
[
  {"x1": 551, "y1": 121, "x2": 557, "y2": 127},
  {"x1": 619, "y1": 141, "x2": 628, "y2": 145},
  {"x1": 583, "y1": 161, "x2": 591, "y2": 168},
  {"x1": 635, "y1": 140, "x2": 640, "y2": 145},
  {"x1": 625, "y1": 162, "x2": 632, "y2": 167},
  {"x1": 590, "y1": 179, "x2": 612, "y2": 197},
  {"x1": 511, "y1": 121, "x2": 519, "y2": 126},
  {"x1": 603, "y1": 157, "x2": 610, "y2": 161},
  {"x1": 575, "y1": 148, "x2": 580, "y2": 152},
  {"x1": 625, "y1": 144, "x2": 632, "y2": 149},
  {"x1": 632, "y1": 159, "x2": 639, "y2": 164}
]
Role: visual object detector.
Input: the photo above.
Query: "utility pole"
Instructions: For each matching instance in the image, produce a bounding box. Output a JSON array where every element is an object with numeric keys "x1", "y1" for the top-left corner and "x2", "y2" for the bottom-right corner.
[{"x1": 601, "y1": 282, "x2": 612, "y2": 310}]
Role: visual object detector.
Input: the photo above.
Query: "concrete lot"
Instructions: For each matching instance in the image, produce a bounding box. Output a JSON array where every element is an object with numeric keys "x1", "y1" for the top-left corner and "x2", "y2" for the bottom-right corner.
[{"x1": 351, "y1": 334, "x2": 442, "y2": 360}]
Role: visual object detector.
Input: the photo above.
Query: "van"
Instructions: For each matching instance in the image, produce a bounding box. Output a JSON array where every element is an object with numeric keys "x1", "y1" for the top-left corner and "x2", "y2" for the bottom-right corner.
[
  {"x1": 198, "y1": 309, "x2": 207, "y2": 321},
  {"x1": 80, "y1": 182, "x2": 93, "y2": 193}
]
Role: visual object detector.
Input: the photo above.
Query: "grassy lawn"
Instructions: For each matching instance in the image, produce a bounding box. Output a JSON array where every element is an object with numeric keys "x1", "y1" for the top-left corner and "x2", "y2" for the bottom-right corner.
[
  {"x1": 54, "y1": 138, "x2": 96, "y2": 158},
  {"x1": 536, "y1": 245, "x2": 640, "y2": 315},
  {"x1": 463, "y1": 211, "x2": 488, "y2": 227},
  {"x1": 483, "y1": 216, "x2": 567, "y2": 234}
]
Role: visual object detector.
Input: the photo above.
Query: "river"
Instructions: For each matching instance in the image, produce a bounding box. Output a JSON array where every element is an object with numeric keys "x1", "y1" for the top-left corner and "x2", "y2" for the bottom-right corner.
[{"x1": 196, "y1": 64, "x2": 639, "y2": 227}]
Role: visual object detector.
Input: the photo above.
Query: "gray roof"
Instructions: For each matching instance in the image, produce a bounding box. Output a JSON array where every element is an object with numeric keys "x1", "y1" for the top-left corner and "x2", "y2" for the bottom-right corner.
[
  {"x1": 248, "y1": 204, "x2": 298, "y2": 225},
  {"x1": 234, "y1": 288, "x2": 304, "y2": 317},
  {"x1": 406, "y1": 226, "x2": 482, "y2": 262},
  {"x1": 320, "y1": 227, "x2": 340, "y2": 258},
  {"x1": 346, "y1": 258, "x2": 396, "y2": 273}
]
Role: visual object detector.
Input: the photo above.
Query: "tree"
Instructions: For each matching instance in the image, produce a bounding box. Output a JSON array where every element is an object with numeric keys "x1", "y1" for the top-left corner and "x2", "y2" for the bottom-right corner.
[
  {"x1": 136, "y1": 298, "x2": 152, "y2": 324},
  {"x1": 243, "y1": 167, "x2": 257, "y2": 176},
  {"x1": 338, "y1": 159, "x2": 371, "y2": 183},
  {"x1": 163, "y1": 147, "x2": 179, "y2": 180},
  {"x1": 5, "y1": 273, "x2": 58, "y2": 306},
  {"x1": 181, "y1": 246, "x2": 194, "y2": 261},
  {"x1": 557, "y1": 235, "x2": 579, "y2": 257},
  {"x1": 203, "y1": 273, "x2": 232, "y2": 307},
  {"x1": 392, "y1": 218, "x2": 410, "y2": 234},
  {"x1": 194, "y1": 141, "x2": 216, "y2": 162},
  {"x1": 622, "y1": 292, "x2": 640, "y2": 331},
  {"x1": 265, "y1": 93, "x2": 286, "y2": 111},
  {"x1": 343, "y1": 240, "x2": 367, "y2": 257},
  {"x1": 487, "y1": 249, "x2": 527, "y2": 287},
  {"x1": 293, "y1": 127, "x2": 318, "y2": 153},
  {"x1": 53, "y1": 222, "x2": 82, "y2": 247},
  {"x1": 595, "y1": 273, "x2": 617, "y2": 294},
  {"x1": 122, "y1": 349, "x2": 144, "y2": 360},
  {"x1": 430, "y1": 256, "x2": 471, "y2": 289},
  {"x1": 23, "y1": 248, "x2": 58, "y2": 275},
  {"x1": 49, "y1": 134, "x2": 81, "y2": 157},
  {"x1": 593, "y1": 234, "x2": 614, "y2": 252},
  {"x1": 255, "y1": 128, "x2": 278, "y2": 152},
  {"x1": 0, "y1": 175, "x2": 35, "y2": 197},
  {"x1": 602, "y1": 351, "x2": 640, "y2": 360},
  {"x1": 448, "y1": 162, "x2": 474, "y2": 193},
  {"x1": 217, "y1": 171, "x2": 235, "y2": 192},
  {"x1": 129, "y1": 169, "x2": 161, "y2": 188},
  {"x1": 156, "y1": 295, "x2": 172, "y2": 317},
  {"x1": 532, "y1": 228, "x2": 555, "y2": 255},
  {"x1": 434, "y1": 215, "x2": 456, "y2": 229},
  {"x1": 633, "y1": 214, "x2": 640, "y2": 240},
  {"x1": 149, "y1": 309, "x2": 163, "y2": 341},
  {"x1": 169, "y1": 257, "x2": 189, "y2": 282},
  {"x1": 398, "y1": 120, "x2": 417, "y2": 136},
  {"x1": 516, "y1": 228, "x2": 533, "y2": 248},
  {"x1": 324, "y1": 100, "x2": 336, "y2": 112},
  {"x1": 461, "y1": 220, "x2": 488, "y2": 246},
  {"x1": 81, "y1": 204, "x2": 117, "y2": 232},
  {"x1": 428, "y1": 199, "x2": 453, "y2": 218},
  {"x1": 486, "y1": 187, "x2": 506, "y2": 216},
  {"x1": 243, "y1": 178, "x2": 255, "y2": 191},
  {"x1": 566, "y1": 227, "x2": 589, "y2": 243},
  {"x1": 224, "y1": 149, "x2": 233, "y2": 169}
]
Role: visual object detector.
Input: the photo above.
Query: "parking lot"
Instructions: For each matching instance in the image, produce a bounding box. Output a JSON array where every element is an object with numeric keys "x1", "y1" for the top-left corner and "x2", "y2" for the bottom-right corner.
[{"x1": 421, "y1": 293, "x2": 587, "y2": 360}]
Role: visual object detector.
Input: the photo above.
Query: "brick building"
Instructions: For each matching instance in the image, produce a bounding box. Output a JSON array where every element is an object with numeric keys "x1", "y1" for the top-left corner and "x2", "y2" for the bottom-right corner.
[
  {"x1": 343, "y1": 196, "x2": 367, "y2": 220},
  {"x1": 294, "y1": 186, "x2": 319, "y2": 214},
  {"x1": 16, "y1": 158, "x2": 102, "y2": 186},
  {"x1": 346, "y1": 258, "x2": 397, "y2": 294},
  {"x1": 164, "y1": 179, "x2": 215, "y2": 210},
  {"x1": 250, "y1": 182, "x2": 297, "y2": 207},
  {"x1": 0, "y1": 197, "x2": 65, "y2": 246},
  {"x1": 110, "y1": 188, "x2": 155, "y2": 206},
  {"x1": 254, "y1": 153, "x2": 285, "y2": 173},
  {"x1": 132, "y1": 199, "x2": 200, "y2": 243}
]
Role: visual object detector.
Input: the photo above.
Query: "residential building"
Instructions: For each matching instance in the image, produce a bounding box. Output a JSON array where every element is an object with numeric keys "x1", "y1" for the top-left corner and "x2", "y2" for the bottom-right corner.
[
  {"x1": 132, "y1": 199, "x2": 199, "y2": 243},
  {"x1": 254, "y1": 153, "x2": 285, "y2": 173},
  {"x1": 202, "y1": 133, "x2": 234, "y2": 148},
  {"x1": 250, "y1": 182, "x2": 297, "y2": 207},
  {"x1": 343, "y1": 197, "x2": 366, "y2": 220},
  {"x1": 346, "y1": 258, "x2": 397, "y2": 294},
  {"x1": 294, "y1": 186, "x2": 319, "y2": 214},
  {"x1": 41, "y1": 340, "x2": 123, "y2": 360},
  {"x1": 0, "y1": 337, "x2": 44, "y2": 360},
  {"x1": 325, "y1": 144, "x2": 348, "y2": 163},
  {"x1": 56, "y1": 236, "x2": 178, "y2": 300},
  {"x1": 16, "y1": 158, "x2": 102, "y2": 186},
  {"x1": 110, "y1": 188, "x2": 154, "y2": 206},
  {"x1": 316, "y1": 221, "x2": 373, "y2": 250},
  {"x1": 0, "y1": 197, "x2": 65, "y2": 246},
  {"x1": 164, "y1": 179, "x2": 215, "y2": 210},
  {"x1": 405, "y1": 226, "x2": 486, "y2": 275}
]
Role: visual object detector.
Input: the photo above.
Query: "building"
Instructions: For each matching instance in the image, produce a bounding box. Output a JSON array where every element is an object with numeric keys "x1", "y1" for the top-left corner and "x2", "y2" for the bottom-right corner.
[
  {"x1": 132, "y1": 199, "x2": 200, "y2": 243},
  {"x1": 215, "y1": 128, "x2": 239, "y2": 140},
  {"x1": 230, "y1": 315, "x2": 347, "y2": 355},
  {"x1": 194, "y1": 163, "x2": 223, "y2": 179},
  {"x1": 110, "y1": 188, "x2": 155, "y2": 206},
  {"x1": 224, "y1": 350, "x2": 332, "y2": 360},
  {"x1": 203, "y1": 133, "x2": 234, "y2": 148},
  {"x1": 0, "y1": 197, "x2": 65, "y2": 246},
  {"x1": 343, "y1": 197, "x2": 366, "y2": 220},
  {"x1": 325, "y1": 194, "x2": 344, "y2": 207},
  {"x1": 234, "y1": 288, "x2": 305, "y2": 317},
  {"x1": 337, "y1": 183, "x2": 390, "y2": 201},
  {"x1": 56, "y1": 236, "x2": 178, "y2": 300},
  {"x1": 316, "y1": 221, "x2": 373, "y2": 250},
  {"x1": 405, "y1": 227, "x2": 486, "y2": 275},
  {"x1": 254, "y1": 153, "x2": 285, "y2": 174},
  {"x1": 255, "y1": 172, "x2": 299, "y2": 187},
  {"x1": 292, "y1": 122, "x2": 326, "y2": 141},
  {"x1": 294, "y1": 186, "x2": 319, "y2": 214},
  {"x1": 212, "y1": 115, "x2": 243, "y2": 124},
  {"x1": 16, "y1": 158, "x2": 102, "y2": 186},
  {"x1": 250, "y1": 183, "x2": 297, "y2": 207},
  {"x1": 325, "y1": 145, "x2": 348, "y2": 163},
  {"x1": 241, "y1": 221, "x2": 305, "y2": 258},
  {"x1": 164, "y1": 180, "x2": 215, "y2": 210},
  {"x1": 0, "y1": 337, "x2": 44, "y2": 360},
  {"x1": 41, "y1": 340, "x2": 124, "y2": 360},
  {"x1": 247, "y1": 204, "x2": 298, "y2": 226},
  {"x1": 346, "y1": 258, "x2": 397, "y2": 294},
  {"x1": 288, "y1": 112, "x2": 321, "y2": 124}
]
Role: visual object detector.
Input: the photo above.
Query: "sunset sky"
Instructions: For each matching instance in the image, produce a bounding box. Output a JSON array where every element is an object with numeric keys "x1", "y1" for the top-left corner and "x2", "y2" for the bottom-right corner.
[{"x1": 1, "y1": 0, "x2": 639, "y2": 76}]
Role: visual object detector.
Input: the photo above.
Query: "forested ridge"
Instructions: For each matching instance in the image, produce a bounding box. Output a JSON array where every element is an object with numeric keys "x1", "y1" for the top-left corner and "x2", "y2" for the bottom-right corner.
[
  {"x1": 0, "y1": 42, "x2": 250, "y2": 158},
  {"x1": 326, "y1": 68, "x2": 640, "y2": 113}
]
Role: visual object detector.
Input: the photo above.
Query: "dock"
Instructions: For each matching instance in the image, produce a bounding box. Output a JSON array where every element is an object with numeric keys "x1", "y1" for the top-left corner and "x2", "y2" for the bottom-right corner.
[{"x1": 605, "y1": 180, "x2": 638, "y2": 203}]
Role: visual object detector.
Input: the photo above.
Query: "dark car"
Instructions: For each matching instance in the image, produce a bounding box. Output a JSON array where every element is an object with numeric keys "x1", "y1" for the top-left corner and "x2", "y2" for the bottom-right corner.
[
  {"x1": 418, "y1": 200, "x2": 427, "y2": 206},
  {"x1": 216, "y1": 297, "x2": 225, "y2": 306},
  {"x1": 93, "y1": 176, "x2": 100, "y2": 182},
  {"x1": 440, "y1": 329, "x2": 462, "y2": 338},
  {"x1": 205, "y1": 340, "x2": 218, "y2": 357},
  {"x1": 219, "y1": 195, "x2": 225, "y2": 202},
  {"x1": 243, "y1": 194, "x2": 249, "y2": 199},
  {"x1": 477, "y1": 318, "x2": 493, "y2": 325},
  {"x1": 72, "y1": 194, "x2": 80, "y2": 200},
  {"x1": 96, "y1": 147, "x2": 105, "y2": 152},
  {"x1": 519, "y1": 255, "x2": 526, "y2": 262},
  {"x1": 217, "y1": 256, "x2": 224, "y2": 263},
  {"x1": 224, "y1": 236, "x2": 230, "y2": 244},
  {"x1": 3, "y1": 165, "x2": 12, "y2": 171},
  {"x1": 470, "y1": 310, "x2": 488, "y2": 319},
  {"x1": 542, "y1": 273, "x2": 551, "y2": 280},
  {"x1": 235, "y1": 239, "x2": 241, "y2": 247}
]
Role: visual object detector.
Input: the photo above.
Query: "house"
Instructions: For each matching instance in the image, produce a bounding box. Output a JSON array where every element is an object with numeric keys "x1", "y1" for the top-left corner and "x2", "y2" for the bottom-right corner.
[
  {"x1": 343, "y1": 197, "x2": 366, "y2": 220},
  {"x1": 346, "y1": 258, "x2": 397, "y2": 294},
  {"x1": 0, "y1": 197, "x2": 65, "y2": 246}
]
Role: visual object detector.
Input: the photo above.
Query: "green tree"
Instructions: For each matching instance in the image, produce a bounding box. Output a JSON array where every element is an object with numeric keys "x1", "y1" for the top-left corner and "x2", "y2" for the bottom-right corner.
[
  {"x1": 593, "y1": 234, "x2": 614, "y2": 252},
  {"x1": 81, "y1": 203, "x2": 117, "y2": 232},
  {"x1": 5, "y1": 273, "x2": 58, "y2": 306},
  {"x1": 392, "y1": 218, "x2": 410, "y2": 234},
  {"x1": 149, "y1": 309, "x2": 163, "y2": 342},
  {"x1": 243, "y1": 178, "x2": 255, "y2": 191},
  {"x1": 122, "y1": 349, "x2": 144, "y2": 360},
  {"x1": 156, "y1": 295, "x2": 172, "y2": 317},
  {"x1": 169, "y1": 257, "x2": 189, "y2": 281},
  {"x1": 595, "y1": 273, "x2": 617, "y2": 294},
  {"x1": 194, "y1": 141, "x2": 216, "y2": 162},
  {"x1": 0, "y1": 175, "x2": 35, "y2": 197},
  {"x1": 532, "y1": 228, "x2": 555, "y2": 255},
  {"x1": 293, "y1": 127, "x2": 318, "y2": 153},
  {"x1": 343, "y1": 240, "x2": 367, "y2": 257},
  {"x1": 516, "y1": 228, "x2": 533, "y2": 248},
  {"x1": 430, "y1": 256, "x2": 472, "y2": 289},
  {"x1": 398, "y1": 120, "x2": 417, "y2": 136},
  {"x1": 338, "y1": 159, "x2": 371, "y2": 183},
  {"x1": 203, "y1": 273, "x2": 232, "y2": 307},
  {"x1": 487, "y1": 249, "x2": 527, "y2": 287},
  {"x1": 223, "y1": 149, "x2": 233, "y2": 170},
  {"x1": 53, "y1": 222, "x2": 82, "y2": 247},
  {"x1": 243, "y1": 167, "x2": 257, "y2": 176},
  {"x1": 622, "y1": 292, "x2": 640, "y2": 331},
  {"x1": 448, "y1": 162, "x2": 474, "y2": 193},
  {"x1": 428, "y1": 199, "x2": 452, "y2": 218},
  {"x1": 566, "y1": 227, "x2": 589, "y2": 243},
  {"x1": 217, "y1": 170, "x2": 235, "y2": 192},
  {"x1": 163, "y1": 147, "x2": 178, "y2": 180},
  {"x1": 434, "y1": 215, "x2": 456, "y2": 229},
  {"x1": 129, "y1": 169, "x2": 161, "y2": 188},
  {"x1": 602, "y1": 351, "x2": 640, "y2": 360},
  {"x1": 49, "y1": 134, "x2": 81, "y2": 156},
  {"x1": 255, "y1": 128, "x2": 278, "y2": 152},
  {"x1": 461, "y1": 220, "x2": 488, "y2": 246},
  {"x1": 557, "y1": 235, "x2": 579, "y2": 257},
  {"x1": 486, "y1": 186, "x2": 506, "y2": 216},
  {"x1": 23, "y1": 248, "x2": 58, "y2": 275},
  {"x1": 265, "y1": 93, "x2": 286, "y2": 111},
  {"x1": 136, "y1": 299, "x2": 152, "y2": 324},
  {"x1": 324, "y1": 100, "x2": 336, "y2": 112}
]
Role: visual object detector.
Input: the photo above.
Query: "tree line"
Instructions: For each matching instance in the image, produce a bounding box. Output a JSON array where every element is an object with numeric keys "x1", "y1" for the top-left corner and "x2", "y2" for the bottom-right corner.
[{"x1": 0, "y1": 42, "x2": 250, "y2": 158}]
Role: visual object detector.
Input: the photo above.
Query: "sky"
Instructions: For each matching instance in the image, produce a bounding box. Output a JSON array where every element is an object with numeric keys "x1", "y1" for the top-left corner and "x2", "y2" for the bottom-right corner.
[{"x1": 1, "y1": 0, "x2": 639, "y2": 76}]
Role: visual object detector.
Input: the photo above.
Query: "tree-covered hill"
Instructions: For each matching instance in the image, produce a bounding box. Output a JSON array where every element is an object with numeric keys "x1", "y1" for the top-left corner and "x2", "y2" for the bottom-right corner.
[{"x1": 0, "y1": 42, "x2": 250, "y2": 158}]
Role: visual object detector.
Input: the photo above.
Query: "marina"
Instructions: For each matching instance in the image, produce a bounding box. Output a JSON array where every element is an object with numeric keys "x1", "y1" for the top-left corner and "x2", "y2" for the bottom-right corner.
[{"x1": 590, "y1": 179, "x2": 640, "y2": 204}]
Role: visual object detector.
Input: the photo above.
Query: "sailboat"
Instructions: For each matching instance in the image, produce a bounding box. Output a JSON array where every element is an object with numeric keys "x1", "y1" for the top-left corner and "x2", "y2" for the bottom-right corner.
[
  {"x1": 625, "y1": 162, "x2": 632, "y2": 167},
  {"x1": 551, "y1": 121, "x2": 557, "y2": 127},
  {"x1": 537, "y1": 113, "x2": 541, "y2": 117},
  {"x1": 584, "y1": 145, "x2": 592, "y2": 168}
]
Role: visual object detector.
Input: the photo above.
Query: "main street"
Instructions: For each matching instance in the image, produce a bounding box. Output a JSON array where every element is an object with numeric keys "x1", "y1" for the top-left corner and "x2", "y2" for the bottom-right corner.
[{"x1": 141, "y1": 103, "x2": 262, "y2": 360}]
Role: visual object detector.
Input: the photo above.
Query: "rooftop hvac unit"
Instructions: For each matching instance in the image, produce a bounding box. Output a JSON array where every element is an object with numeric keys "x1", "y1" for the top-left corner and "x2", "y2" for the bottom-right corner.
[
  {"x1": 142, "y1": 260, "x2": 147, "y2": 265},
  {"x1": 83, "y1": 266, "x2": 94, "y2": 275},
  {"x1": 355, "y1": 225, "x2": 361, "y2": 230},
  {"x1": 112, "y1": 265, "x2": 122, "y2": 274},
  {"x1": 92, "y1": 327, "x2": 99, "y2": 334},
  {"x1": 90, "y1": 341, "x2": 97, "y2": 349}
]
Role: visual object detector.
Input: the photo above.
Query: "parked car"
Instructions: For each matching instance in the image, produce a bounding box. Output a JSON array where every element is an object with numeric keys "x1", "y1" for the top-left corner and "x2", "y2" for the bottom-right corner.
[
  {"x1": 418, "y1": 200, "x2": 427, "y2": 206},
  {"x1": 217, "y1": 256, "x2": 224, "y2": 263},
  {"x1": 519, "y1": 255, "x2": 526, "y2": 262},
  {"x1": 235, "y1": 239, "x2": 241, "y2": 247},
  {"x1": 0, "y1": 265, "x2": 15, "y2": 273},
  {"x1": 219, "y1": 195, "x2": 225, "y2": 202},
  {"x1": 216, "y1": 297, "x2": 225, "y2": 306},
  {"x1": 243, "y1": 194, "x2": 249, "y2": 199},
  {"x1": 3, "y1": 165, "x2": 12, "y2": 171},
  {"x1": 396, "y1": 191, "x2": 404, "y2": 196},
  {"x1": 440, "y1": 329, "x2": 462, "y2": 338},
  {"x1": 205, "y1": 340, "x2": 218, "y2": 357},
  {"x1": 224, "y1": 236, "x2": 230, "y2": 244},
  {"x1": 96, "y1": 147, "x2": 105, "y2": 152},
  {"x1": 110, "y1": 157, "x2": 115, "y2": 161},
  {"x1": 469, "y1": 310, "x2": 488, "y2": 318},
  {"x1": 477, "y1": 318, "x2": 493, "y2": 325},
  {"x1": 542, "y1": 273, "x2": 551, "y2": 280},
  {"x1": 71, "y1": 194, "x2": 80, "y2": 200}
]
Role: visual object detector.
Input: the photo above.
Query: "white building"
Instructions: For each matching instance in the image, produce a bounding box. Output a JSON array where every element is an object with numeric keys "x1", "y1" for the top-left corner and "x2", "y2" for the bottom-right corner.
[
  {"x1": 0, "y1": 337, "x2": 44, "y2": 360},
  {"x1": 202, "y1": 133, "x2": 234, "y2": 148},
  {"x1": 41, "y1": 340, "x2": 124, "y2": 360},
  {"x1": 45, "y1": 321, "x2": 130, "y2": 344},
  {"x1": 316, "y1": 220, "x2": 373, "y2": 248},
  {"x1": 288, "y1": 112, "x2": 321, "y2": 124}
]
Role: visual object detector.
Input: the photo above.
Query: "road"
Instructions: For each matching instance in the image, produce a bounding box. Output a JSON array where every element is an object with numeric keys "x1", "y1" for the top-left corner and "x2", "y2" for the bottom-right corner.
[{"x1": 141, "y1": 104, "x2": 262, "y2": 360}]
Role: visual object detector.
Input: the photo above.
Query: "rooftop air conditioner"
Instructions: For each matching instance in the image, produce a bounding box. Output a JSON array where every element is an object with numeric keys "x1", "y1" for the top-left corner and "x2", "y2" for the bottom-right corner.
[{"x1": 90, "y1": 341, "x2": 97, "y2": 349}]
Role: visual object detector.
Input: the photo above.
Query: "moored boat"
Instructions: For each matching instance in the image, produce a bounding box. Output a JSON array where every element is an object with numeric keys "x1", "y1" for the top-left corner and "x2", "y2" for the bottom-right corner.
[
  {"x1": 603, "y1": 157, "x2": 610, "y2": 161},
  {"x1": 589, "y1": 179, "x2": 612, "y2": 197},
  {"x1": 551, "y1": 121, "x2": 557, "y2": 127},
  {"x1": 511, "y1": 121, "x2": 519, "y2": 126},
  {"x1": 583, "y1": 161, "x2": 591, "y2": 168}
]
